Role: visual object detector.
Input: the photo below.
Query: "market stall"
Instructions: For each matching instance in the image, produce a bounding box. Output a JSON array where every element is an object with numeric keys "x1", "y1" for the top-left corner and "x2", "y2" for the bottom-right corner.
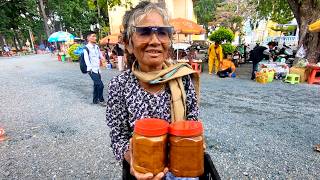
[
  {"x1": 258, "y1": 61, "x2": 290, "y2": 80},
  {"x1": 48, "y1": 31, "x2": 75, "y2": 61}
]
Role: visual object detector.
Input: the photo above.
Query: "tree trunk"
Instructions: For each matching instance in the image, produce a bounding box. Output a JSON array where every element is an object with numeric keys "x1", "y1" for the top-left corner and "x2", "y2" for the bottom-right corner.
[
  {"x1": 0, "y1": 34, "x2": 4, "y2": 50},
  {"x1": 38, "y1": 0, "x2": 51, "y2": 38},
  {"x1": 287, "y1": 0, "x2": 320, "y2": 63},
  {"x1": 12, "y1": 36, "x2": 18, "y2": 51},
  {"x1": 14, "y1": 30, "x2": 23, "y2": 50}
]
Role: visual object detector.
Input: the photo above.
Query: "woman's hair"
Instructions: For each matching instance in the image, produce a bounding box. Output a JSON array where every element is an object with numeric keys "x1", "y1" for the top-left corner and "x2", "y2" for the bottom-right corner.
[{"x1": 122, "y1": 1, "x2": 170, "y2": 69}]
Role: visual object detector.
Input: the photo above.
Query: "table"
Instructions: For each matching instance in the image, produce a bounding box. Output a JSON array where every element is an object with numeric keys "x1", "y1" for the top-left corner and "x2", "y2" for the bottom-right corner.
[{"x1": 258, "y1": 61, "x2": 290, "y2": 74}]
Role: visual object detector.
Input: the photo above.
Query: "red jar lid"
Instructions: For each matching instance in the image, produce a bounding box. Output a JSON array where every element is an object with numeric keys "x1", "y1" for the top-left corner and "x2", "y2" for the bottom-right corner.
[
  {"x1": 134, "y1": 118, "x2": 169, "y2": 137},
  {"x1": 169, "y1": 121, "x2": 203, "y2": 137}
]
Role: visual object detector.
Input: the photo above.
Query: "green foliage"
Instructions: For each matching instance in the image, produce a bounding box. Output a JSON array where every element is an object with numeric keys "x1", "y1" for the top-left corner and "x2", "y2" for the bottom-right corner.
[
  {"x1": 251, "y1": 0, "x2": 294, "y2": 24},
  {"x1": 221, "y1": 43, "x2": 236, "y2": 55},
  {"x1": 194, "y1": 0, "x2": 221, "y2": 27},
  {"x1": 67, "y1": 44, "x2": 81, "y2": 61},
  {"x1": 209, "y1": 27, "x2": 235, "y2": 43}
]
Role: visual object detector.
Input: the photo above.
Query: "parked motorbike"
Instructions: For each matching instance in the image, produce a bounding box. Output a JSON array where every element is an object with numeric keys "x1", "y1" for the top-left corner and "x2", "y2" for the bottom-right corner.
[
  {"x1": 275, "y1": 45, "x2": 295, "y2": 66},
  {"x1": 232, "y1": 51, "x2": 241, "y2": 67}
]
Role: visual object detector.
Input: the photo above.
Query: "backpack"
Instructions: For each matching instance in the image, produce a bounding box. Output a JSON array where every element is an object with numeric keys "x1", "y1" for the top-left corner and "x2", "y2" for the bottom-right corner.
[{"x1": 79, "y1": 46, "x2": 90, "y2": 74}]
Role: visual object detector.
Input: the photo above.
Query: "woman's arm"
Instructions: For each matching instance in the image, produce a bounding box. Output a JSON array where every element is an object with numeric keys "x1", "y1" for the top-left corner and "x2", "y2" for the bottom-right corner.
[
  {"x1": 106, "y1": 77, "x2": 131, "y2": 161},
  {"x1": 182, "y1": 75, "x2": 199, "y2": 120}
]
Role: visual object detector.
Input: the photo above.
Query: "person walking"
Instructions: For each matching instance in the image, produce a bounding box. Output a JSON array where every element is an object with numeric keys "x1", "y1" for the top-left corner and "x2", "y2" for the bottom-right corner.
[
  {"x1": 83, "y1": 31, "x2": 107, "y2": 106},
  {"x1": 114, "y1": 42, "x2": 125, "y2": 71},
  {"x1": 208, "y1": 42, "x2": 223, "y2": 75}
]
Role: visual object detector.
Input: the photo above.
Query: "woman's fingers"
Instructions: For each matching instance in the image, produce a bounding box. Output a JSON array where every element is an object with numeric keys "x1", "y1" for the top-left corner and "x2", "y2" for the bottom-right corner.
[
  {"x1": 153, "y1": 172, "x2": 164, "y2": 180},
  {"x1": 163, "y1": 167, "x2": 169, "y2": 174},
  {"x1": 133, "y1": 171, "x2": 153, "y2": 180}
]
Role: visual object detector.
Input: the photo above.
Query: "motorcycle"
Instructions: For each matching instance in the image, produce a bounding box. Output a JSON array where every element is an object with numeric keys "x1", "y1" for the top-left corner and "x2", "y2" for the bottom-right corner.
[
  {"x1": 275, "y1": 45, "x2": 295, "y2": 66},
  {"x1": 232, "y1": 51, "x2": 241, "y2": 67}
]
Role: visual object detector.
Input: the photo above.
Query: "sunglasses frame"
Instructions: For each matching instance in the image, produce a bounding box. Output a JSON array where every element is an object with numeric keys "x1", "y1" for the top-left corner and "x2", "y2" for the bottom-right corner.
[{"x1": 132, "y1": 26, "x2": 174, "y2": 38}]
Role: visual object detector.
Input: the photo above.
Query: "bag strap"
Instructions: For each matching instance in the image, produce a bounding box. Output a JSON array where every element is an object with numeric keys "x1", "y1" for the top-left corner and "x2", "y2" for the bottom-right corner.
[{"x1": 84, "y1": 46, "x2": 91, "y2": 63}]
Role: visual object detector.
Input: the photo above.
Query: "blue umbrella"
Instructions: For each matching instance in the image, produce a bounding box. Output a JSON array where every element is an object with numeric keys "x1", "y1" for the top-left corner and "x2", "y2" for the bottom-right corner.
[{"x1": 48, "y1": 31, "x2": 75, "y2": 42}]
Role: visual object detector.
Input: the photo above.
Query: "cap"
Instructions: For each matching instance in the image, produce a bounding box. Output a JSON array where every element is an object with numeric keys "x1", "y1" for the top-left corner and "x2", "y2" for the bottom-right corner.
[
  {"x1": 134, "y1": 118, "x2": 169, "y2": 137},
  {"x1": 169, "y1": 121, "x2": 203, "y2": 137}
]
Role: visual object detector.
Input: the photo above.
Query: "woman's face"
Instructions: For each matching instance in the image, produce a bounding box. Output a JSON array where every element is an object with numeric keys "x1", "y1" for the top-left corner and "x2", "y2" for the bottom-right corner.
[{"x1": 130, "y1": 11, "x2": 171, "y2": 72}]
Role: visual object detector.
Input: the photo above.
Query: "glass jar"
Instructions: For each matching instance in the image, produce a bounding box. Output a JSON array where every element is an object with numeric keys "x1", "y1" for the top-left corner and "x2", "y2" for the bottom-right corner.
[
  {"x1": 132, "y1": 118, "x2": 169, "y2": 175},
  {"x1": 169, "y1": 121, "x2": 204, "y2": 177}
]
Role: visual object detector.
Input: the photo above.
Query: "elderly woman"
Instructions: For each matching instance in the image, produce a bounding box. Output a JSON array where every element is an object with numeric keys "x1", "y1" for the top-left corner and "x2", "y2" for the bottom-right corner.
[{"x1": 106, "y1": 2, "x2": 200, "y2": 179}]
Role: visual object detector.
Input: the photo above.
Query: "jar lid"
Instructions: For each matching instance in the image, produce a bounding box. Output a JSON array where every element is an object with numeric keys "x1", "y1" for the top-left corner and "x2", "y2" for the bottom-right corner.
[
  {"x1": 134, "y1": 118, "x2": 169, "y2": 136},
  {"x1": 169, "y1": 121, "x2": 203, "y2": 137}
]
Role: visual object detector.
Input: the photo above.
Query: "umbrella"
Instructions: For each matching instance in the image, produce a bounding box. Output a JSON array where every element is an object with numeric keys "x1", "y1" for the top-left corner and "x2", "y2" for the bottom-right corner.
[
  {"x1": 169, "y1": 18, "x2": 206, "y2": 35},
  {"x1": 309, "y1": 19, "x2": 320, "y2": 32},
  {"x1": 99, "y1": 34, "x2": 120, "y2": 45},
  {"x1": 48, "y1": 31, "x2": 75, "y2": 42},
  {"x1": 172, "y1": 42, "x2": 191, "y2": 51}
]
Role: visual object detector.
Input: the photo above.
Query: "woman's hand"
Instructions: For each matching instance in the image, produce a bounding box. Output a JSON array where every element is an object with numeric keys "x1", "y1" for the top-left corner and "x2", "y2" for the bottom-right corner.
[{"x1": 126, "y1": 139, "x2": 168, "y2": 180}]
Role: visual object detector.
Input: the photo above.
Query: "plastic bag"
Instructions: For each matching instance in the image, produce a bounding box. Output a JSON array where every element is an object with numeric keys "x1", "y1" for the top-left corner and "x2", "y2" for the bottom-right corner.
[
  {"x1": 295, "y1": 45, "x2": 306, "y2": 58},
  {"x1": 74, "y1": 45, "x2": 85, "y2": 56},
  {"x1": 294, "y1": 58, "x2": 308, "y2": 68}
]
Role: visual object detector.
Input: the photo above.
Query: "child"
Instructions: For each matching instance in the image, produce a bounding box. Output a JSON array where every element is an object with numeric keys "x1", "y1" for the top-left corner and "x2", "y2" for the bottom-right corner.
[{"x1": 217, "y1": 53, "x2": 236, "y2": 78}]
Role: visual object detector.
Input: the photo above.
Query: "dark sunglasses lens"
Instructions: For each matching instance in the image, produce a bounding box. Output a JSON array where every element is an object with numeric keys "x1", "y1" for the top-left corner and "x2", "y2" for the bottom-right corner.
[
  {"x1": 134, "y1": 26, "x2": 172, "y2": 42},
  {"x1": 136, "y1": 27, "x2": 152, "y2": 36},
  {"x1": 157, "y1": 27, "x2": 170, "y2": 36}
]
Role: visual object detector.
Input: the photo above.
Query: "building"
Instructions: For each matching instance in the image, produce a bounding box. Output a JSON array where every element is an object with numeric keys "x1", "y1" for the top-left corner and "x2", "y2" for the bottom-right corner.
[{"x1": 243, "y1": 19, "x2": 299, "y2": 49}]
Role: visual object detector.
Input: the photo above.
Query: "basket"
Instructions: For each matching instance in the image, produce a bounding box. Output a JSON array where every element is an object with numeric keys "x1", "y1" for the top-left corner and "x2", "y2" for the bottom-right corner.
[
  {"x1": 122, "y1": 152, "x2": 221, "y2": 180},
  {"x1": 266, "y1": 71, "x2": 275, "y2": 82},
  {"x1": 260, "y1": 68, "x2": 275, "y2": 82},
  {"x1": 256, "y1": 72, "x2": 268, "y2": 84}
]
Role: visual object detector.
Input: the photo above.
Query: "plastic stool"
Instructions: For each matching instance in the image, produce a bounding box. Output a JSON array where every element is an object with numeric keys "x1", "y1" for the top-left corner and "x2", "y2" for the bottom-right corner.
[
  {"x1": 191, "y1": 62, "x2": 201, "y2": 74},
  {"x1": 308, "y1": 68, "x2": 320, "y2": 84},
  {"x1": 284, "y1": 74, "x2": 300, "y2": 84}
]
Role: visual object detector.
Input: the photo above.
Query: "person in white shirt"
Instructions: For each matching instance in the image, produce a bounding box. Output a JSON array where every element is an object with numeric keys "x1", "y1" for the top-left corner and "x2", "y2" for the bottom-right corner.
[{"x1": 83, "y1": 31, "x2": 107, "y2": 106}]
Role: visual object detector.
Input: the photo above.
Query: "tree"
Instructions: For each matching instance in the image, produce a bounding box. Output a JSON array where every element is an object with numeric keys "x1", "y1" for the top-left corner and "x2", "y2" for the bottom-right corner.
[
  {"x1": 193, "y1": 0, "x2": 221, "y2": 28},
  {"x1": 209, "y1": 27, "x2": 235, "y2": 43},
  {"x1": 0, "y1": 0, "x2": 40, "y2": 50},
  {"x1": 252, "y1": 0, "x2": 320, "y2": 62},
  {"x1": 38, "y1": 0, "x2": 51, "y2": 38}
]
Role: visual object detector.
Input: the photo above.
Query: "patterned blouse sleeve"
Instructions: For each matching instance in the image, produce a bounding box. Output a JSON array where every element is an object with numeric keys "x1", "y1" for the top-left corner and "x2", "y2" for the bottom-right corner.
[
  {"x1": 106, "y1": 76, "x2": 130, "y2": 161},
  {"x1": 182, "y1": 75, "x2": 199, "y2": 120}
]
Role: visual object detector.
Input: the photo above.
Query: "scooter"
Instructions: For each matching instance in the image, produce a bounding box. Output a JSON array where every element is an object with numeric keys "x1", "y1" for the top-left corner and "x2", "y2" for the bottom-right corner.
[
  {"x1": 275, "y1": 45, "x2": 295, "y2": 66},
  {"x1": 232, "y1": 51, "x2": 241, "y2": 67}
]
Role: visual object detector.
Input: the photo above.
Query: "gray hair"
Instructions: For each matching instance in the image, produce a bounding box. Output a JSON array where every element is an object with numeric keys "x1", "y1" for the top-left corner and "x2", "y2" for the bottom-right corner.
[{"x1": 122, "y1": 1, "x2": 170, "y2": 42}]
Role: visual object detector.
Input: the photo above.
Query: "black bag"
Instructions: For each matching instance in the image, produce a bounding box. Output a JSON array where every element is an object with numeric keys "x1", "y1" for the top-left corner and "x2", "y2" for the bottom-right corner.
[
  {"x1": 122, "y1": 152, "x2": 221, "y2": 180},
  {"x1": 79, "y1": 46, "x2": 90, "y2": 74}
]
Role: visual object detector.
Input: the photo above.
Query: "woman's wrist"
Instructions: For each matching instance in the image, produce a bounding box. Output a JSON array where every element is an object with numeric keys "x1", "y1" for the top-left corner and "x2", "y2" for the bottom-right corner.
[{"x1": 124, "y1": 148, "x2": 131, "y2": 164}]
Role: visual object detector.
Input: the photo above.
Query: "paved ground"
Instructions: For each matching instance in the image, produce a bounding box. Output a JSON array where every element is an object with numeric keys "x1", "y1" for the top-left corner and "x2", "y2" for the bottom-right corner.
[{"x1": 0, "y1": 54, "x2": 319, "y2": 179}]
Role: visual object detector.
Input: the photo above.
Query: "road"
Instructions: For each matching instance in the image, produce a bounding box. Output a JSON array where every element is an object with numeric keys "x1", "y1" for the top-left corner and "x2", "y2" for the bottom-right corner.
[{"x1": 0, "y1": 54, "x2": 319, "y2": 179}]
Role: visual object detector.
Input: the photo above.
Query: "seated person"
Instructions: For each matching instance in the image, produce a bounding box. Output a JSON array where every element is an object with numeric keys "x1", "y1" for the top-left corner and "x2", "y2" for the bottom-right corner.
[{"x1": 217, "y1": 53, "x2": 236, "y2": 78}]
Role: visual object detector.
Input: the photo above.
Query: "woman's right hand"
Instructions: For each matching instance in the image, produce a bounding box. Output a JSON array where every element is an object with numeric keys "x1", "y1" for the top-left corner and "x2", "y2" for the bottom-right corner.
[{"x1": 125, "y1": 139, "x2": 168, "y2": 180}]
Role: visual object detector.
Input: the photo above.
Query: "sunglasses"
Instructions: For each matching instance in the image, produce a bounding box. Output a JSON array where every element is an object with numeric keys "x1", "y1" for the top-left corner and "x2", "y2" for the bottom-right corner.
[{"x1": 132, "y1": 26, "x2": 173, "y2": 42}]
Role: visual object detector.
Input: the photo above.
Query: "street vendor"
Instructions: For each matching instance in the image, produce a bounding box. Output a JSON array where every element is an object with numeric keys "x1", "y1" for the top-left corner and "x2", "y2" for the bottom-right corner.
[
  {"x1": 208, "y1": 41, "x2": 223, "y2": 75},
  {"x1": 249, "y1": 41, "x2": 276, "y2": 80},
  {"x1": 217, "y1": 53, "x2": 236, "y2": 78},
  {"x1": 106, "y1": 1, "x2": 200, "y2": 179}
]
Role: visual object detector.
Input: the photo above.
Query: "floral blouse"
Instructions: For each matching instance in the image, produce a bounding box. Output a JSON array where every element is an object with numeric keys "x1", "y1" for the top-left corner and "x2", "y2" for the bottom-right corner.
[{"x1": 106, "y1": 70, "x2": 199, "y2": 161}]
